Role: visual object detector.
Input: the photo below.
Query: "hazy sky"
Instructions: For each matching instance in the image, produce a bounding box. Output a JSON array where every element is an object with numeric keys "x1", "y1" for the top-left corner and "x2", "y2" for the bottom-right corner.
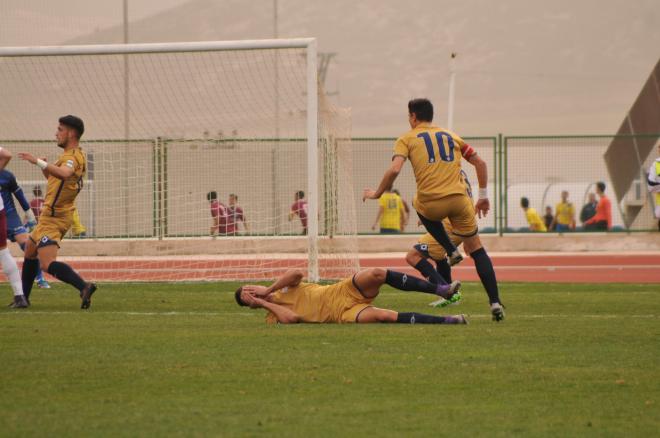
[
  {"x1": 1, "y1": 0, "x2": 658, "y2": 137},
  {"x1": 0, "y1": 0, "x2": 190, "y2": 46}
]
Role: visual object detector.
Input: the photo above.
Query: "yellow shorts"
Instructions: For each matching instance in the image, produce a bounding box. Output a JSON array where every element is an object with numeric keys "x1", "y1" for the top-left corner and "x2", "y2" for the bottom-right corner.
[
  {"x1": 30, "y1": 211, "x2": 73, "y2": 248},
  {"x1": 413, "y1": 193, "x2": 478, "y2": 238},
  {"x1": 414, "y1": 221, "x2": 464, "y2": 260},
  {"x1": 330, "y1": 277, "x2": 375, "y2": 323}
]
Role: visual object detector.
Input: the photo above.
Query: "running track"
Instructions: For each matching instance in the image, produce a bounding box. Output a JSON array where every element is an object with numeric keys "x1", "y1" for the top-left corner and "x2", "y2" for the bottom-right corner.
[{"x1": 21, "y1": 253, "x2": 660, "y2": 283}]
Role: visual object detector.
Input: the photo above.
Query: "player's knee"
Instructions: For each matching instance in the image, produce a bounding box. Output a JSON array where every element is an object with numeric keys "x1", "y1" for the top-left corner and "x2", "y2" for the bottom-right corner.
[
  {"x1": 377, "y1": 309, "x2": 397, "y2": 322},
  {"x1": 405, "y1": 249, "x2": 422, "y2": 266},
  {"x1": 463, "y1": 235, "x2": 483, "y2": 255},
  {"x1": 370, "y1": 268, "x2": 387, "y2": 283}
]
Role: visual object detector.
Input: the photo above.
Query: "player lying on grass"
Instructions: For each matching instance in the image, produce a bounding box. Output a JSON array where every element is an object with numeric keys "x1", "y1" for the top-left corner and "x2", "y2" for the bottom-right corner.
[{"x1": 234, "y1": 267, "x2": 466, "y2": 324}]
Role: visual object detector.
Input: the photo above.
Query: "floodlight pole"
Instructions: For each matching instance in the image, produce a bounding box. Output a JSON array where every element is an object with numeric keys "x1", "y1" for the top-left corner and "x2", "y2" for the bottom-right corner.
[{"x1": 447, "y1": 52, "x2": 457, "y2": 130}]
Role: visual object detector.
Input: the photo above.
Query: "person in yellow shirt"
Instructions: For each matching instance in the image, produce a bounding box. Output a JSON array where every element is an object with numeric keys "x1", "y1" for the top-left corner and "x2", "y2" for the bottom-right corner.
[
  {"x1": 520, "y1": 197, "x2": 547, "y2": 232},
  {"x1": 18, "y1": 115, "x2": 97, "y2": 309},
  {"x1": 235, "y1": 267, "x2": 465, "y2": 325},
  {"x1": 364, "y1": 98, "x2": 505, "y2": 322},
  {"x1": 371, "y1": 186, "x2": 405, "y2": 233},
  {"x1": 552, "y1": 190, "x2": 575, "y2": 232},
  {"x1": 71, "y1": 207, "x2": 87, "y2": 238}
]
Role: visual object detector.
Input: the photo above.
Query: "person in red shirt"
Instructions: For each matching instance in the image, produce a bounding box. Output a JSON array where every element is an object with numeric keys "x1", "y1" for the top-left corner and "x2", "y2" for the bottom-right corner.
[
  {"x1": 288, "y1": 190, "x2": 308, "y2": 235},
  {"x1": 30, "y1": 186, "x2": 44, "y2": 222},
  {"x1": 207, "y1": 191, "x2": 227, "y2": 235},
  {"x1": 584, "y1": 181, "x2": 612, "y2": 231},
  {"x1": 226, "y1": 193, "x2": 248, "y2": 235}
]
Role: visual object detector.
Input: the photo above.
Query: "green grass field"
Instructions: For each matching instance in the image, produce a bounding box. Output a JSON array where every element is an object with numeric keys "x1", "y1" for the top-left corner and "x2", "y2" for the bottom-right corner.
[{"x1": 1, "y1": 282, "x2": 658, "y2": 437}]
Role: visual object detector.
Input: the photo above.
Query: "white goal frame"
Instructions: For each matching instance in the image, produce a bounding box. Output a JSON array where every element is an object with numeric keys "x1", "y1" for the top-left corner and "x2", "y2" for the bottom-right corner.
[{"x1": 0, "y1": 38, "x2": 322, "y2": 281}]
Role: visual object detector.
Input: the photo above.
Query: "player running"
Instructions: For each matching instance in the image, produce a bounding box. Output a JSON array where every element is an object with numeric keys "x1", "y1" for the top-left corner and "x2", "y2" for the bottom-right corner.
[
  {"x1": 0, "y1": 149, "x2": 30, "y2": 308},
  {"x1": 18, "y1": 115, "x2": 97, "y2": 309},
  {"x1": 364, "y1": 98, "x2": 505, "y2": 321},
  {"x1": 235, "y1": 267, "x2": 464, "y2": 325},
  {"x1": 0, "y1": 169, "x2": 51, "y2": 291}
]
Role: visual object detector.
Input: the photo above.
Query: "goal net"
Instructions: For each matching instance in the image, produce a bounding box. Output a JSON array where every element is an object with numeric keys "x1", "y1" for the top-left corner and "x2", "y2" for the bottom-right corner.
[{"x1": 0, "y1": 39, "x2": 359, "y2": 282}]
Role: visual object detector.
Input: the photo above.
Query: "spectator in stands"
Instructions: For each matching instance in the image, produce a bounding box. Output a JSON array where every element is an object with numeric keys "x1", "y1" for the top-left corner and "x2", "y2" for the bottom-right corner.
[
  {"x1": 520, "y1": 197, "x2": 547, "y2": 232},
  {"x1": 647, "y1": 143, "x2": 660, "y2": 231},
  {"x1": 580, "y1": 192, "x2": 598, "y2": 226},
  {"x1": 227, "y1": 193, "x2": 248, "y2": 235},
  {"x1": 392, "y1": 189, "x2": 410, "y2": 231},
  {"x1": 30, "y1": 186, "x2": 44, "y2": 221},
  {"x1": 207, "y1": 191, "x2": 227, "y2": 236},
  {"x1": 288, "y1": 190, "x2": 308, "y2": 235},
  {"x1": 584, "y1": 182, "x2": 612, "y2": 231},
  {"x1": 552, "y1": 190, "x2": 576, "y2": 232},
  {"x1": 371, "y1": 186, "x2": 405, "y2": 233},
  {"x1": 543, "y1": 206, "x2": 554, "y2": 231}
]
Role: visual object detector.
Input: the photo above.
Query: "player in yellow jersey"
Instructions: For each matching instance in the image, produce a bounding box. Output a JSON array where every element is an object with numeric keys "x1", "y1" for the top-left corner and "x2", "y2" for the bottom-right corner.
[
  {"x1": 520, "y1": 197, "x2": 547, "y2": 232},
  {"x1": 647, "y1": 143, "x2": 660, "y2": 231},
  {"x1": 551, "y1": 191, "x2": 575, "y2": 232},
  {"x1": 364, "y1": 99, "x2": 505, "y2": 321},
  {"x1": 235, "y1": 267, "x2": 465, "y2": 325},
  {"x1": 18, "y1": 115, "x2": 97, "y2": 309},
  {"x1": 371, "y1": 186, "x2": 405, "y2": 233}
]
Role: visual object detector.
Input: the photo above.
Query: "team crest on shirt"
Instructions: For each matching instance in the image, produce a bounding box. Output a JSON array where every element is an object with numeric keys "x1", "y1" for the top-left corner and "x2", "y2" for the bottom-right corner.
[
  {"x1": 41, "y1": 236, "x2": 49, "y2": 243},
  {"x1": 65, "y1": 159, "x2": 74, "y2": 168}
]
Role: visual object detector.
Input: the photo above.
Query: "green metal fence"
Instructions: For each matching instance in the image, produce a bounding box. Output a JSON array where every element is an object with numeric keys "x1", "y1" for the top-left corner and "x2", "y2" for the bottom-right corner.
[{"x1": 3, "y1": 133, "x2": 658, "y2": 237}]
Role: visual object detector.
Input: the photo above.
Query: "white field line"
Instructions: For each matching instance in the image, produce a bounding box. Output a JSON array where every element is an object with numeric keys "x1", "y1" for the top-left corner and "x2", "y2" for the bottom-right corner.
[
  {"x1": 64, "y1": 264, "x2": 660, "y2": 273},
  {"x1": 0, "y1": 311, "x2": 656, "y2": 319}
]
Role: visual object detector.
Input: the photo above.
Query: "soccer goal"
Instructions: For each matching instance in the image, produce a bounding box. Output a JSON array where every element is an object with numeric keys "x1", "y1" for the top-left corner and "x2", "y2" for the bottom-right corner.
[{"x1": 0, "y1": 39, "x2": 358, "y2": 282}]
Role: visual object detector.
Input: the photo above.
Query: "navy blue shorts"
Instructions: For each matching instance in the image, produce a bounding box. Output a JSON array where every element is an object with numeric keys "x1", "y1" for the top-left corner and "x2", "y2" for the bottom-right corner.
[{"x1": 5, "y1": 209, "x2": 27, "y2": 242}]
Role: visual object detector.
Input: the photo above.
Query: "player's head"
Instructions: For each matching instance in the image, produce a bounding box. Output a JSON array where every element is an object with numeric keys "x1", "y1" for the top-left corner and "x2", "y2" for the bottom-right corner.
[
  {"x1": 56, "y1": 115, "x2": 84, "y2": 148},
  {"x1": 234, "y1": 287, "x2": 247, "y2": 306},
  {"x1": 561, "y1": 190, "x2": 568, "y2": 201},
  {"x1": 392, "y1": 189, "x2": 400, "y2": 196},
  {"x1": 229, "y1": 193, "x2": 237, "y2": 205},
  {"x1": 295, "y1": 190, "x2": 305, "y2": 200},
  {"x1": 234, "y1": 285, "x2": 268, "y2": 307},
  {"x1": 545, "y1": 206, "x2": 552, "y2": 214},
  {"x1": 520, "y1": 197, "x2": 530, "y2": 209},
  {"x1": 596, "y1": 181, "x2": 606, "y2": 195},
  {"x1": 33, "y1": 186, "x2": 42, "y2": 197},
  {"x1": 408, "y1": 98, "x2": 433, "y2": 128},
  {"x1": 207, "y1": 191, "x2": 217, "y2": 202},
  {"x1": 588, "y1": 192, "x2": 596, "y2": 203}
]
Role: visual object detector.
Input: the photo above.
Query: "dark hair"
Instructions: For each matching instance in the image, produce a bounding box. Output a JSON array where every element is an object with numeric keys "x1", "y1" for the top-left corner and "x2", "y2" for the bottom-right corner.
[
  {"x1": 392, "y1": 189, "x2": 400, "y2": 196},
  {"x1": 596, "y1": 181, "x2": 606, "y2": 193},
  {"x1": 229, "y1": 193, "x2": 237, "y2": 200},
  {"x1": 234, "y1": 287, "x2": 247, "y2": 306},
  {"x1": 207, "y1": 191, "x2": 217, "y2": 201},
  {"x1": 520, "y1": 197, "x2": 529, "y2": 208},
  {"x1": 59, "y1": 115, "x2": 84, "y2": 139},
  {"x1": 33, "y1": 186, "x2": 42, "y2": 196},
  {"x1": 296, "y1": 190, "x2": 305, "y2": 200},
  {"x1": 408, "y1": 98, "x2": 433, "y2": 122}
]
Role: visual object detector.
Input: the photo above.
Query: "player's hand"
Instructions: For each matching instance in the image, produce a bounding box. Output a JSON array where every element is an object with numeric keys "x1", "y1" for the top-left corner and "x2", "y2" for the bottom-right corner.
[
  {"x1": 475, "y1": 198, "x2": 490, "y2": 218},
  {"x1": 240, "y1": 291, "x2": 262, "y2": 308},
  {"x1": 362, "y1": 188, "x2": 378, "y2": 202},
  {"x1": 18, "y1": 152, "x2": 37, "y2": 164}
]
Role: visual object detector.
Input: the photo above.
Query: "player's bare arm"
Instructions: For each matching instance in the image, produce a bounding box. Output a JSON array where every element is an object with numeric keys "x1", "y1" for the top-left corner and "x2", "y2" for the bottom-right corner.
[
  {"x1": 0, "y1": 147, "x2": 12, "y2": 171},
  {"x1": 18, "y1": 152, "x2": 75, "y2": 179},
  {"x1": 242, "y1": 292, "x2": 300, "y2": 324},
  {"x1": 467, "y1": 154, "x2": 489, "y2": 218},
  {"x1": 363, "y1": 155, "x2": 406, "y2": 201},
  {"x1": 259, "y1": 269, "x2": 304, "y2": 297}
]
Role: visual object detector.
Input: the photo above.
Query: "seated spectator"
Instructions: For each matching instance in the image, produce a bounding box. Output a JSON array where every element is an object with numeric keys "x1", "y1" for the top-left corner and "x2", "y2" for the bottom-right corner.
[
  {"x1": 520, "y1": 197, "x2": 547, "y2": 232},
  {"x1": 543, "y1": 206, "x2": 554, "y2": 231},
  {"x1": 580, "y1": 192, "x2": 598, "y2": 225},
  {"x1": 584, "y1": 182, "x2": 612, "y2": 231},
  {"x1": 552, "y1": 190, "x2": 576, "y2": 232}
]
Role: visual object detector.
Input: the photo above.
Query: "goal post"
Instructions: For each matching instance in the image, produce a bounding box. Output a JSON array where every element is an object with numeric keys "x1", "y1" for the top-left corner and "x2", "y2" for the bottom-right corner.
[{"x1": 0, "y1": 38, "x2": 358, "y2": 282}]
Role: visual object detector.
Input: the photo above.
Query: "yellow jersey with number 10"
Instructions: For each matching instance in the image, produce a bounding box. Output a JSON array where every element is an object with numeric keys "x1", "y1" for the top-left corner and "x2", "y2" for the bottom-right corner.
[{"x1": 393, "y1": 122, "x2": 469, "y2": 204}]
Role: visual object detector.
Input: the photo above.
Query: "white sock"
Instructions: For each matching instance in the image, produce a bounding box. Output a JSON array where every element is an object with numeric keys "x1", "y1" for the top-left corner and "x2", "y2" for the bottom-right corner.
[{"x1": 0, "y1": 247, "x2": 24, "y2": 296}]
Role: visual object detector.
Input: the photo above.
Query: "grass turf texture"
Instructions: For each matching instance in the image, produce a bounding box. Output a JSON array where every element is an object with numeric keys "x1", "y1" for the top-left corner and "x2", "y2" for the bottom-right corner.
[{"x1": 1, "y1": 282, "x2": 658, "y2": 437}]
